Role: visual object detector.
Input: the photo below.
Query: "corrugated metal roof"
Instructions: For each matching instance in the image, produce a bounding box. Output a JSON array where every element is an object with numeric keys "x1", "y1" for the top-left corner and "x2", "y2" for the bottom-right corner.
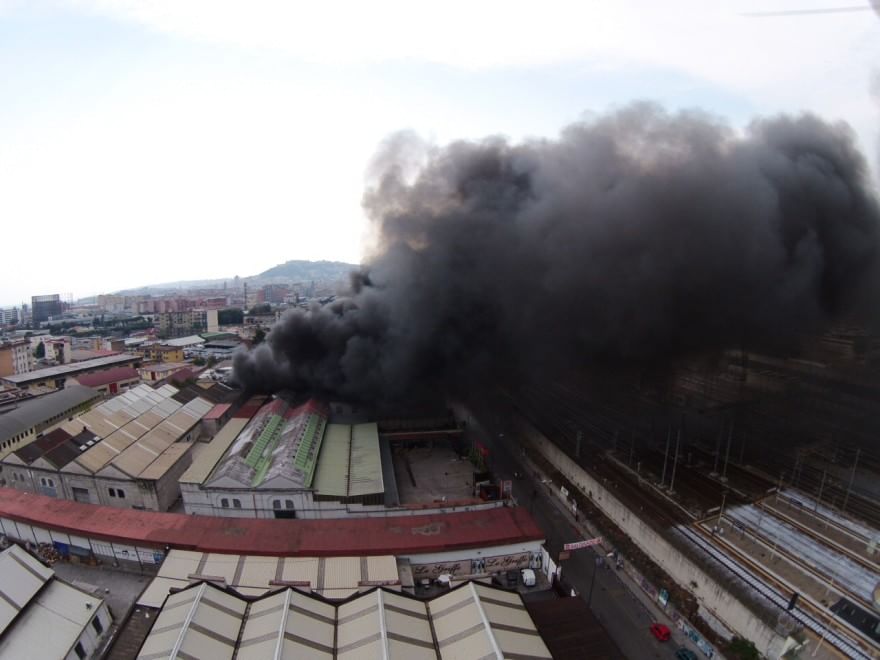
[
  {"x1": 0, "y1": 385, "x2": 100, "y2": 445},
  {"x1": 237, "y1": 589, "x2": 336, "y2": 660},
  {"x1": 1, "y1": 353, "x2": 139, "y2": 385},
  {"x1": 136, "y1": 582, "x2": 246, "y2": 660},
  {"x1": 0, "y1": 545, "x2": 53, "y2": 635},
  {"x1": 137, "y1": 442, "x2": 192, "y2": 480},
  {"x1": 205, "y1": 399, "x2": 328, "y2": 490},
  {"x1": 0, "y1": 487, "x2": 545, "y2": 557},
  {"x1": 311, "y1": 423, "x2": 351, "y2": 498},
  {"x1": 62, "y1": 383, "x2": 209, "y2": 478},
  {"x1": 140, "y1": 551, "x2": 400, "y2": 607},
  {"x1": 0, "y1": 564, "x2": 105, "y2": 660},
  {"x1": 429, "y1": 582, "x2": 552, "y2": 660},
  {"x1": 179, "y1": 418, "x2": 248, "y2": 485},
  {"x1": 348, "y1": 422, "x2": 384, "y2": 498},
  {"x1": 137, "y1": 580, "x2": 548, "y2": 659}
]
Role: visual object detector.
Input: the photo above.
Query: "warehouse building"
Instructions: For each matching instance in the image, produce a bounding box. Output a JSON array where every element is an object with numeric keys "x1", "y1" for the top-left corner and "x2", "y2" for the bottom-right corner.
[
  {"x1": 0, "y1": 383, "x2": 213, "y2": 510},
  {"x1": 0, "y1": 544, "x2": 113, "y2": 660},
  {"x1": 137, "y1": 549, "x2": 401, "y2": 606},
  {"x1": 0, "y1": 385, "x2": 101, "y2": 460},
  {"x1": 1, "y1": 353, "x2": 141, "y2": 392},
  {"x1": 67, "y1": 366, "x2": 140, "y2": 396},
  {"x1": 180, "y1": 398, "x2": 391, "y2": 518},
  {"x1": 135, "y1": 579, "x2": 552, "y2": 660}
]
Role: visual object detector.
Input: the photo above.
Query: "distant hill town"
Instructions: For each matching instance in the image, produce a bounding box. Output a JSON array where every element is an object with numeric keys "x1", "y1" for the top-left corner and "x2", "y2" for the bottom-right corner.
[{"x1": 111, "y1": 259, "x2": 359, "y2": 297}]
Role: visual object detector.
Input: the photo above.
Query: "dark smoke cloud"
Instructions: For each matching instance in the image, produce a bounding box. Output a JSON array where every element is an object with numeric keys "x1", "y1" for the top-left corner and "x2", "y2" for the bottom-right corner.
[{"x1": 234, "y1": 103, "x2": 880, "y2": 401}]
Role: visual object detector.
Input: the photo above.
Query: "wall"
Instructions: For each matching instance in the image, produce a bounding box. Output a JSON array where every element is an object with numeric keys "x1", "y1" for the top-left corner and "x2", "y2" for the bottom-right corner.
[
  {"x1": 522, "y1": 424, "x2": 790, "y2": 659},
  {"x1": 0, "y1": 516, "x2": 166, "y2": 571},
  {"x1": 63, "y1": 601, "x2": 112, "y2": 660},
  {"x1": 181, "y1": 483, "x2": 505, "y2": 520}
]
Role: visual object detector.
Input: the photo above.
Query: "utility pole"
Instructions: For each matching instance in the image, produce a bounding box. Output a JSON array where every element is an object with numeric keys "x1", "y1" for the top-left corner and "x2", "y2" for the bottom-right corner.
[
  {"x1": 842, "y1": 448, "x2": 860, "y2": 514},
  {"x1": 712, "y1": 421, "x2": 722, "y2": 476},
  {"x1": 669, "y1": 427, "x2": 681, "y2": 494},
  {"x1": 717, "y1": 489, "x2": 728, "y2": 530},
  {"x1": 816, "y1": 470, "x2": 827, "y2": 512},
  {"x1": 722, "y1": 421, "x2": 733, "y2": 481},
  {"x1": 660, "y1": 426, "x2": 671, "y2": 488},
  {"x1": 587, "y1": 554, "x2": 599, "y2": 607}
]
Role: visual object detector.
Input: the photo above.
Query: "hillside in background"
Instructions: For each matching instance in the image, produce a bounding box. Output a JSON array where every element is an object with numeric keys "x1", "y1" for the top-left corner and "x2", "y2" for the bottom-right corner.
[
  {"x1": 257, "y1": 260, "x2": 358, "y2": 282},
  {"x1": 110, "y1": 260, "x2": 359, "y2": 297}
]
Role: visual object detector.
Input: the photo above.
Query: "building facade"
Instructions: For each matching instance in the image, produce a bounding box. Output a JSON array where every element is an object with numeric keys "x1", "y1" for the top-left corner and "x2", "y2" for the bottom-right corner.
[
  {"x1": 0, "y1": 340, "x2": 32, "y2": 377},
  {"x1": 31, "y1": 294, "x2": 62, "y2": 325}
]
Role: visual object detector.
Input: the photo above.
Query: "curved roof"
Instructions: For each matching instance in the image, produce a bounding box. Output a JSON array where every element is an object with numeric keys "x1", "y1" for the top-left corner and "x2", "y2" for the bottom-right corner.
[{"x1": 0, "y1": 486, "x2": 544, "y2": 557}]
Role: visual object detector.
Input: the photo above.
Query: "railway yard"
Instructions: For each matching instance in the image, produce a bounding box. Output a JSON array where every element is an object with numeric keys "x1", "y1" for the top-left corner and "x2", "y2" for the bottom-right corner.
[{"x1": 501, "y1": 366, "x2": 880, "y2": 660}]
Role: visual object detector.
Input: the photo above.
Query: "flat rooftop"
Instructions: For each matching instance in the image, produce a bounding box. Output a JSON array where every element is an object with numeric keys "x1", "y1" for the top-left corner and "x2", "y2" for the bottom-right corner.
[{"x1": 393, "y1": 445, "x2": 475, "y2": 505}]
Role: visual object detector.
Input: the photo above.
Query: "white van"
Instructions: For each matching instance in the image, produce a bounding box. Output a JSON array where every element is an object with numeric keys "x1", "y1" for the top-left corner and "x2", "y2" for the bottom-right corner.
[{"x1": 520, "y1": 568, "x2": 536, "y2": 587}]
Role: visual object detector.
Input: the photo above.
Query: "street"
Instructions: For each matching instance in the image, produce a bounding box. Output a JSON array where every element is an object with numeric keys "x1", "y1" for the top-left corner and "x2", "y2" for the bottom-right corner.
[{"x1": 467, "y1": 407, "x2": 709, "y2": 660}]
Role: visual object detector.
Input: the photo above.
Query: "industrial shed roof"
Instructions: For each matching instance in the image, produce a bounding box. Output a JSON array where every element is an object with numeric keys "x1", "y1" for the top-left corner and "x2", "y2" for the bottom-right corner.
[
  {"x1": 138, "y1": 550, "x2": 400, "y2": 607},
  {"x1": 348, "y1": 422, "x2": 384, "y2": 498},
  {"x1": 71, "y1": 366, "x2": 139, "y2": 388},
  {"x1": 137, "y1": 582, "x2": 246, "y2": 660},
  {"x1": 205, "y1": 399, "x2": 328, "y2": 490},
  {"x1": 0, "y1": 385, "x2": 100, "y2": 447},
  {"x1": 0, "y1": 545, "x2": 105, "y2": 660},
  {"x1": 0, "y1": 545, "x2": 53, "y2": 635},
  {"x1": 1, "y1": 353, "x2": 139, "y2": 385},
  {"x1": 0, "y1": 487, "x2": 545, "y2": 557},
  {"x1": 138, "y1": 580, "x2": 551, "y2": 659},
  {"x1": 179, "y1": 418, "x2": 249, "y2": 485},
  {"x1": 311, "y1": 423, "x2": 351, "y2": 497},
  {"x1": 49, "y1": 383, "x2": 211, "y2": 479},
  {"x1": 429, "y1": 581, "x2": 552, "y2": 659}
]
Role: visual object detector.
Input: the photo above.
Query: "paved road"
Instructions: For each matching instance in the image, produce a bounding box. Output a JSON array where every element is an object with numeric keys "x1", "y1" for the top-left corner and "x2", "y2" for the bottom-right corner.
[{"x1": 465, "y1": 408, "x2": 701, "y2": 660}]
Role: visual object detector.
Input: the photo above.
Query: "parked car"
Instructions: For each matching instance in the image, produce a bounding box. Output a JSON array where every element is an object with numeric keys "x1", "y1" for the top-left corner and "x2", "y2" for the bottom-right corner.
[
  {"x1": 675, "y1": 648, "x2": 697, "y2": 660},
  {"x1": 650, "y1": 623, "x2": 671, "y2": 641},
  {"x1": 505, "y1": 570, "x2": 519, "y2": 587}
]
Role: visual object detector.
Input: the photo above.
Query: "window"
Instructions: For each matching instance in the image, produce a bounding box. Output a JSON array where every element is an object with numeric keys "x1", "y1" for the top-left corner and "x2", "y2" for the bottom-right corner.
[
  {"x1": 117, "y1": 489, "x2": 125, "y2": 499},
  {"x1": 74, "y1": 642, "x2": 86, "y2": 660},
  {"x1": 92, "y1": 616, "x2": 104, "y2": 635},
  {"x1": 220, "y1": 498, "x2": 229, "y2": 508},
  {"x1": 108, "y1": 488, "x2": 116, "y2": 498},
  {"x1": 272, "y1": 499, "x2": 281, "y2": 509},
  {"x1": 285, "y1": 500, "x2": 294, "y2": 509},
  {"x1": 232, "y1": 499, "x2": 242, "y2": 509}
]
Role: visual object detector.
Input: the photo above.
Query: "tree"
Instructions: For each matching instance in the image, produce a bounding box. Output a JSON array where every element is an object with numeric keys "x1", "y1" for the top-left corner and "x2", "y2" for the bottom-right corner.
[
  {"x1": 33, "y1": 342, "x2": 45, "y2": 359},
  {"x1": 253, "y1": 327, "x2": 266, "y2": 345},
  {"x1": 727, "y1": 637, "x2": 760, "y2": 660}
]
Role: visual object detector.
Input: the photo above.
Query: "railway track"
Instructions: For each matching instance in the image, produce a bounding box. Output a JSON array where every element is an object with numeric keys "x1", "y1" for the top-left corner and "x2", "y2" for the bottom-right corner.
[{"x1": 680, "y1": 524, "x2": 873, "y2": 660}]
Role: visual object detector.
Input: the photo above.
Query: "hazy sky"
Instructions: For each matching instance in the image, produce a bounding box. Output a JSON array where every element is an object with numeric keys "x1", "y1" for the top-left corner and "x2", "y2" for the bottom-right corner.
[{"x1": 1, "y1": 1, "x2": 878, "y2": 306}]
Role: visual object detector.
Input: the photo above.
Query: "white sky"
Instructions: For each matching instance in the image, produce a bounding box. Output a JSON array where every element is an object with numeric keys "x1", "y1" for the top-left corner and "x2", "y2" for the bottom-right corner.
[{"x1": 0, "y1": 0, "x2": 878, "y2": 306}]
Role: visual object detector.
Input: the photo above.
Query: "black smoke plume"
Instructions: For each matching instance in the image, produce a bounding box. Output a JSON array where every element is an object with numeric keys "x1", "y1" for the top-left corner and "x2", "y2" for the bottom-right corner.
[{"x1": 234, "y1": 103, "x2": 880, "y2": 401}]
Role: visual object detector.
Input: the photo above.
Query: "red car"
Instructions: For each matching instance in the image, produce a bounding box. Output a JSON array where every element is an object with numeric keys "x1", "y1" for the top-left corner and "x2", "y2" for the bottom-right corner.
[{"x1": 650, "y1": 623, "x2": 671, "y2": 641}]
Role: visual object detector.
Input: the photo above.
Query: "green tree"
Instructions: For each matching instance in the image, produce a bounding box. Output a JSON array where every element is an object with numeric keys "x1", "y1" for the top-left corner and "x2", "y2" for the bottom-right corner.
[
  {"x1": 33, "y1": 342, "x2": 45, "y2": 359},
  {"x1": 727, "y1": 637, "x2": 760, "y2": 660}
]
